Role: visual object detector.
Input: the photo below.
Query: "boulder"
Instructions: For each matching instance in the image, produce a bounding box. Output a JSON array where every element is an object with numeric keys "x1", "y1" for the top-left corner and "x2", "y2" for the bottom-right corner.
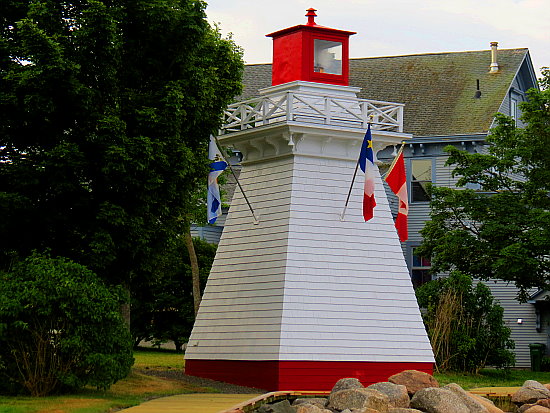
[
  {"x1": 410, "y1": 387, "x2": 470, "y2": 413},
  {"x1": 332, "y1": 378, "x2": 365, "y2": 393},
  {"x1": 293, "y1": 398, "x2": 328, "y2": 409},
  {"x1": 349, "y1": 409, "x2": 379, "y2": 413},
  {"x1": 520, "y1": 405, "x2": 537, "y2": 413},
  {"x1": 388, "y1": 370, "x2": 439, "y2": 396},
  {"x1": 444, "y1": 383, "x2": 488, "y2": 413},
  {"x1": 524, "y1": 406, "x2": 550, "y2": 413},
  {"x1": 468, "y1": 393, "x2": 505, "y2": 413},
  {"x1": 294, "y1": 403, "x2": 331, "y2": 413},
  {"x1": 388, "y1": 409, "x2": 424, "y2": 413},
  {"x1": 512, "y1": 381, "x2": 550, "y2": 406},
  {"x1": 328, "y1": 388, "x2": 390, "y2": 412},
  {"x1": 367, "y1": 382, "x2": 410, "y2": 408},
  {"x1": 538, "y1": 399, "x2": 550, "y2": 408},
  {"x1": 256, "y1": 400, "x2": 294, "y2": 413}
]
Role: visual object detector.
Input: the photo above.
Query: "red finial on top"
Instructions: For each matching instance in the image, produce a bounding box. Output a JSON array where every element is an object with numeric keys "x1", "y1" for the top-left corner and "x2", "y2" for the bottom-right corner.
[{"x1": 306, "y1": 8, "x2": 317, "y2": 26}]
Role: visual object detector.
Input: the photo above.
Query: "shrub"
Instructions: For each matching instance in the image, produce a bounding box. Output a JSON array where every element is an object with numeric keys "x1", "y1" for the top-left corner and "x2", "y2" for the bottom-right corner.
[
  {"x1": 0, "y1": 253, "x2": 134, "y2": 396},
  {"x1": 416, "y1": 271, "x2": 515, "y2": 373}
]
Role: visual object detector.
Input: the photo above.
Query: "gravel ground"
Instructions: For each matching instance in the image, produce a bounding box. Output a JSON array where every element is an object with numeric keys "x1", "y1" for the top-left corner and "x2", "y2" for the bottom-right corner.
[{"x1": 137, "y1": 368, "x2": 267, "y2": 394}]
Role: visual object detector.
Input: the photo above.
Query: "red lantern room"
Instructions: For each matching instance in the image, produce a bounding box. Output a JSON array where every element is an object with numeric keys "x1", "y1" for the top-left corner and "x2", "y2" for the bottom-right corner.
[{"x1": 267, "y1": 8, "x2": 356, "y2": 86}]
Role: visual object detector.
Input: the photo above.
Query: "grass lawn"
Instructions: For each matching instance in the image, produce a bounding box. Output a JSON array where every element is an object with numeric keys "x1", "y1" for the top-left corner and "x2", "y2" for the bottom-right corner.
[
  {"x1": 435, "y1": 368, "x2": 550, "y2": 389},
  {"x1": 4, "y1": 348, "x2": 550, "y2": 413},
  {"x1": 0, "y1": 348, "x2": 210, "y2": 413},
  {"x1": 434, "y1": 369, "x2": 550, "y2": 412},
  {"x1": 132, "y1": 347, "x2": 185, "y2": 370}
]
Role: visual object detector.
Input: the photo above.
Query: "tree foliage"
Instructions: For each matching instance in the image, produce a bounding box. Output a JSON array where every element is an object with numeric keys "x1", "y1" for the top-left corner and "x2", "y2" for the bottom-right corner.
[
  {"x1": 131, "y1": 237, "x2": 216, "y2": 351},
  {"x1": 0, "y1": 0, "x2": 243, "y2": 287},
  {"x1": 418, "y1": 68, "x2": 550, "y2": 301},
  {"x1": 416, "y1": 272, "x2": 515, "y2": 373},
  {"x1": 0, "y1": 253, "x2": 134, "y2": 396}
]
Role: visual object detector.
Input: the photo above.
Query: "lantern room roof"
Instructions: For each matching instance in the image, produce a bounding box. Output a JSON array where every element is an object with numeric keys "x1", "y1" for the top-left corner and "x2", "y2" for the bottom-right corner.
[
  {"x1": 266, "y1": 24, "x2": 356, "y2": 39},
  {"x1": 266, "y1": 8, "x2": 356, "y2": 38}
]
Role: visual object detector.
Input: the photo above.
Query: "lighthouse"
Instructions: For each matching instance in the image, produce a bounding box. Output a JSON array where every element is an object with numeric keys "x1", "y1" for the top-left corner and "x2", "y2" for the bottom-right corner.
[{"x1": 184, "y1": 9, "x2": 434, "y2": 391}]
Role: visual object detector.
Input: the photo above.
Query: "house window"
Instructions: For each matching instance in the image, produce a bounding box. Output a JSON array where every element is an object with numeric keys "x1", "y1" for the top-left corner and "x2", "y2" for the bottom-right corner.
[
  {"x1": 510, "y1": 97, "x2": 518, "y2": 124},
  {"x1": 411, "y1": 247, "x2": 431, "y2": 289},
  {"x1": 465, "y1": 181, "x2": 481, "y2": 191},
  {"x1": 411, "y1": 159, "x2": 432, "y2": 202}
]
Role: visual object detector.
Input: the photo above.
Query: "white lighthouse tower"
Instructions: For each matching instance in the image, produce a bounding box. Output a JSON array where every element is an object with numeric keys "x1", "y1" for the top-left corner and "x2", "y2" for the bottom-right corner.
[{"x1": 185, "y1": 9, "x2": 434, "y2": 391}]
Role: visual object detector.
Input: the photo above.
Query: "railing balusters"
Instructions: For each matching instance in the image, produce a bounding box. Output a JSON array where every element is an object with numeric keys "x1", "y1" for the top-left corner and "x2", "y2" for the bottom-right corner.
[
  {"x1": 397, "y1": 106, "x2": 404, "y2": 133},
  {"x1": 240, "y1": 105, "x2": 246, "y2": 130},
  {"x1": 361, "y1": 101, "x2": 368, "y2": 129},
  {"x1": 222, "y1": 91, "x2": 404, "y2": 134},
  {"x1": 287, "y1": 92, "x2": 293, "y2": 122},
  {"x1": 262, "y1": 98, "x2": 268, "y2": 126}
]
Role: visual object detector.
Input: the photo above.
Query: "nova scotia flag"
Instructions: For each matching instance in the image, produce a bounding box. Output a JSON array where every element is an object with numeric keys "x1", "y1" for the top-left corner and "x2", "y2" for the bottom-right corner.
[{"x1": 207, "y1": 137, "x2": 227, "y2": 224}]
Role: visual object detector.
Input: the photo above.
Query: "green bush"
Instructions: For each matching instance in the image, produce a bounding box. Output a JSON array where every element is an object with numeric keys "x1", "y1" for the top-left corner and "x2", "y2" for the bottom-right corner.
[
  {"x1": 541, "y1": 356, "x2": 550, "y2": 372},
  {"x1": 416, "y1": 271, "x2": 515, "y2": 373},
  {"x1": 0, "y1": 253, "x2": 134, "y2": 396}
]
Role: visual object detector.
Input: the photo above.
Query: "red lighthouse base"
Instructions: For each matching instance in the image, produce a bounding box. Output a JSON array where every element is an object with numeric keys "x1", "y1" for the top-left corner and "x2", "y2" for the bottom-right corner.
[{"x1": 185, "y1": 360, "x2": 433, "y2": 391}]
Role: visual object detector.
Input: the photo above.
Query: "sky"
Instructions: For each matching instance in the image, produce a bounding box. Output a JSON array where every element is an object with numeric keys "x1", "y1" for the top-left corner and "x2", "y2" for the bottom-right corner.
[{"x1": 205, "y1": 0, "x2": 549, "y2": 78}]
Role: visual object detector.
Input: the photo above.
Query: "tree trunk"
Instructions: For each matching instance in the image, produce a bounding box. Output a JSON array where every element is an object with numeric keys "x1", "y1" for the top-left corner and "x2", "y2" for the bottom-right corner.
[
  {"x1": 121, "y1": 283, "x2": 131, "y2": 329},
  {"x1": 184, "y1": 226, "x2": 201, "y2": 316}
]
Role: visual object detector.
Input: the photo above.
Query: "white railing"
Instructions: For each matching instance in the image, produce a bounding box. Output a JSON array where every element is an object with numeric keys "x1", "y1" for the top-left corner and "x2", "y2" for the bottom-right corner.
[{"x1": 221, "y1": 91, "x2": 404, "y2": 134}]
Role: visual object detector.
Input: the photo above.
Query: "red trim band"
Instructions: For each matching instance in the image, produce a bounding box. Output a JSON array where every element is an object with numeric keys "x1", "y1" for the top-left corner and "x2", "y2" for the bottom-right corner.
[{"x1": 185, "y1": 360, "x2": 433, "y2": 391}]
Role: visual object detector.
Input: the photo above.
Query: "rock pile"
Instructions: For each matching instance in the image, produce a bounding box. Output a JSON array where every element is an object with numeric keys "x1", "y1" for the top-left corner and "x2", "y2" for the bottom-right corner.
[
  {"x1": 512, "y1": 380, "x2": 550, "y2": 412},
  {"x1": 252, "y1": 370, "x2": 508, "y2": 413},
  {"x1": 251, "y1": 372, "x2": 550, "y2": 413}
]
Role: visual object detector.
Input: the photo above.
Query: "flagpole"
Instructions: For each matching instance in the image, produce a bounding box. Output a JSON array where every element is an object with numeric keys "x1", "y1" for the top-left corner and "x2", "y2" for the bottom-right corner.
[
  {"x1": 212, "y1": 135, "x2": 260, "y2": 225},
  {"x1": 340, "y1": 117, "x2": 373, "y2": 221},
  {"x1": 340, "y1": 156, "x2": 361, "y2": 221}
]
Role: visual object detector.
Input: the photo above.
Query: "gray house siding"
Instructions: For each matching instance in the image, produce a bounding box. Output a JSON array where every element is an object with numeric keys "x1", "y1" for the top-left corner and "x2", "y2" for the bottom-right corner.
[
  {"x1": 379, "y1": 133, "x2": 543, "y2": 367},
  {"x1": 191, "y1": 225, "x2": 223, "y2": 245},
  {"x1": 486, "y1": 282, "x2": 546, "y2": 367}
]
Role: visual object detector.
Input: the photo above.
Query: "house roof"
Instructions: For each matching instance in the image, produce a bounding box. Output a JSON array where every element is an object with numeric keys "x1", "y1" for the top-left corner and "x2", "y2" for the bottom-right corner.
[{"x1": 239, "y1": 48, "x2": 531, "y2": 137}]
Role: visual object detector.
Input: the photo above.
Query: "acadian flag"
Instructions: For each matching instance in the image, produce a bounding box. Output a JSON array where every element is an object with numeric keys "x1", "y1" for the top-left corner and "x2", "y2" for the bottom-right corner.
[
  {"x1": 207, "y1": 137, "x2": 228, "y2": 224},
  {"x1": 384, "y1": 145, "x2": 408, "y2": 242},
  {"x1": 359, "y1": 124, "x2": 376, "y2": 221}
]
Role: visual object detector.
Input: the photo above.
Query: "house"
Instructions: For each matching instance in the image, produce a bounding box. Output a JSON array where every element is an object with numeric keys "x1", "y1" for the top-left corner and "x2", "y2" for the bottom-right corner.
[{"x1": 198, "y1": 44, "x2": 541, "y2": 368}]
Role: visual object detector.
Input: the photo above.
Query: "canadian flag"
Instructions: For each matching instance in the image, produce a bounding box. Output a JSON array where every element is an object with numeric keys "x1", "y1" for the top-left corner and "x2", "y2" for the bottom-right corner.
[{"x1": 384, "y1": 146, "x2": 408, "y2": 242}]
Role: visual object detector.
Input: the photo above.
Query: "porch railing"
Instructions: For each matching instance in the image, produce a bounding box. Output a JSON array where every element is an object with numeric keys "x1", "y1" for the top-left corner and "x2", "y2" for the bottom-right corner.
[{"x1": 221, "y1": 91, "x2": 404, "y2": 134}]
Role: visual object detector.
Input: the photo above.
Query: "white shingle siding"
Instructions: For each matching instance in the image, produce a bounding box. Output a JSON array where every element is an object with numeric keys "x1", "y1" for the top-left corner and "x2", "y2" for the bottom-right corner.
[
  {"x1": 186, "y1": 123, "x2": 434, "y2": 365},
  {"x1": 187, "y1": 156, "x2": 292, "y2": 361}
]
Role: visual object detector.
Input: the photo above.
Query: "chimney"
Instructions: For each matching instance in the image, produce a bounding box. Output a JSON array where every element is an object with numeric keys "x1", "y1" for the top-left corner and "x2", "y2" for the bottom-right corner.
[{"x1": 490, "y1": 42, "x2": 499, "y2": 73}]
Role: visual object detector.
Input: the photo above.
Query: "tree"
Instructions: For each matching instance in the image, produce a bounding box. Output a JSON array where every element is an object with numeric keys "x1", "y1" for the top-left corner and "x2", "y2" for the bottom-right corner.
[
  {"x1": 416, "y1": 272, "x2": 514, "y2": 373},
  {"x1": 0, "y1": 1, "x2": 243, "y2": 314},
  {"x1": 0, "y1": 253, "x2": 134, "y2": 396},
  {"x1": 418, "y1": 68, "x2": 550, "y2": 301},
  {"x1": 131, "y1": 236, "x2": 216, "y2": 351}
]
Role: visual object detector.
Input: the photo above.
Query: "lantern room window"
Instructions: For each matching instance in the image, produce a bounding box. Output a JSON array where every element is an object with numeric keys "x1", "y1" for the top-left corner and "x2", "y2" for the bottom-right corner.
[{"x1": 314, "y1": 39, "x2": 342, "y2": 75}]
